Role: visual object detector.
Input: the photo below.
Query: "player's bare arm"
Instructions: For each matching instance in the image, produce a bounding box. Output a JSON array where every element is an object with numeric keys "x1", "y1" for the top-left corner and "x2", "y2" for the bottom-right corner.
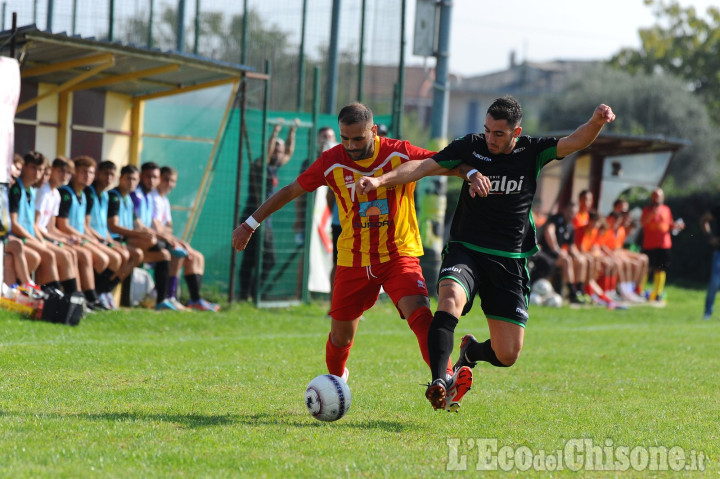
[
  {"x1": 232, "y1": 180, "x2": 306, "y2": 251},
  {"x1": 356, "y1": 158, "x2": 491, "y2": 198},
  {"x1": 557, "y1": 104, "x2": 616, "y2": 158},
  {"x1": 355, "y1": 158, "x2": 447, "y2": 196},
  {"x1": 454, "y1": 163, "x2": 491, "y2": 198}
]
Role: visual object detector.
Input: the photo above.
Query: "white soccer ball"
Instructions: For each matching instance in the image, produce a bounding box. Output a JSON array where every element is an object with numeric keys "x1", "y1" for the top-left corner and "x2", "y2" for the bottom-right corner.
[
  {"x1": 532, "y1": 278, "x2": 554, "y2": 298},
  {"x1": 305, "y1": 374, "x2": 352, "y2": 422},
  {"x1": 529, "y1": 292, "x2": 544, "y2": 305},
  {"x1": 543, "y1": 293, "x2": 564, "y2": 308}
]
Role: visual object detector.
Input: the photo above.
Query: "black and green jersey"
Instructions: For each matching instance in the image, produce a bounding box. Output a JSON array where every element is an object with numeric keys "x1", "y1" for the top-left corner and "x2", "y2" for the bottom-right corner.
[{"x1": 433, "y1": 134, "x2": 561, "y2": 258}]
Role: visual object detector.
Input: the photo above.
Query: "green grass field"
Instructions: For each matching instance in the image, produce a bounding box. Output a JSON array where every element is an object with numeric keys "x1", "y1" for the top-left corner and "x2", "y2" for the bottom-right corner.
[{"x1": 1, "y1": 286, "x2": 717, "y2": 477}]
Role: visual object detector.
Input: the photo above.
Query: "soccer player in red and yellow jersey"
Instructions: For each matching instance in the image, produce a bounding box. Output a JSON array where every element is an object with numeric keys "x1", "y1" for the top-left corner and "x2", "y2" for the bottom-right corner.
[{"x1": 232, "y1": 103, "x2": 464, "y2": 404}]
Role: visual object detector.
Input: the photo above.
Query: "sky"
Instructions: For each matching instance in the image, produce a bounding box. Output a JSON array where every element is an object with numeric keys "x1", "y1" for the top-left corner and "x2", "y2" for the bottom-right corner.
[{"x1": 406, "y1": 0, "x2": 719, "y2": 77}]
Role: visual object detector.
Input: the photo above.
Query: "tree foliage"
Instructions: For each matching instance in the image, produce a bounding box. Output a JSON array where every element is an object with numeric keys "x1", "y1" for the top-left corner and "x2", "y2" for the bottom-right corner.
[
  {"x1": 540, "y1": 65, "x2": 719, "y2": 189},
  {"x1": 610, "y1": 0, "x2": 720, "y2": 124}
]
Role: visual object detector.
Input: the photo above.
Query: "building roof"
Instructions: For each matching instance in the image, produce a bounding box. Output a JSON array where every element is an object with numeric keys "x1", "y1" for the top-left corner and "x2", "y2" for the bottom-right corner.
[{"x1": 0, "y1": 25, "x2": 264, "y2": 104}]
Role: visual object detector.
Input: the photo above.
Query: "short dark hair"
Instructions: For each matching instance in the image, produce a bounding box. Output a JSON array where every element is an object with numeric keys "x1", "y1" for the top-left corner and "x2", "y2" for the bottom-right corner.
[
  {"x1": 72, "y1": 155, "x2": 96, "y2": 170},
  {"x1": 318, "y1": 126, "x2": 333, "y2": 136},
  {"x1": 52, "y1": 157, "x2": 71, "y2": 169},
  {"x1": 338, "y1": 102, "x2": 373, "y2": 127},
  {"x1": 160, "y1": 166, "x2": 177, "y2": 177},
  {"x1": 98, "y1": 160, "x2": 116, "y2": 172},
  {"x1": 120, "y1": 165, "x2": 139, "y2": 177},
  {"x1": 487, "y1": 96, "x2": 523, "y2": 128},
  {"x1": 23, "y1": 151, "x2": 46, "y2": 166},
  {"x1": 141, "y1": 161, "x2": 160, "y2": 172}
]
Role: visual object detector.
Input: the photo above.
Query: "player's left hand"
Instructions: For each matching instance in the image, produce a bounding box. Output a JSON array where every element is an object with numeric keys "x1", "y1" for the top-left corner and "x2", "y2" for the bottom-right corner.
[
  {"x1": 355, "y1": 176, "x2": 380, "y2": 196},
  {"x1": 232, "y1": 223, "x2": 254, "y2": 251},
  {"x1": 594, "y1": 104, "x2": 616, "y2": 124}
]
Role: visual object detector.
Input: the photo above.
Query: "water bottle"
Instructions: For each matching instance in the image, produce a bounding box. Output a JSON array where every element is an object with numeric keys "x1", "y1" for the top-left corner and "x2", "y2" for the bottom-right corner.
[{"x1": 672, "y1": 217, "x2": 684, "y2": 236}]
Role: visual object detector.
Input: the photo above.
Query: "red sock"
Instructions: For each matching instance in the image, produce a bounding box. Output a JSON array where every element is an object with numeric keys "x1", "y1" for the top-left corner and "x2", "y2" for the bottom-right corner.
[
  {"x1": 407, "y1": 306, "x2": 453, "y2": 376},
  {"x1": 325, "y1": 333, "x2": 352, "y2": 377}
]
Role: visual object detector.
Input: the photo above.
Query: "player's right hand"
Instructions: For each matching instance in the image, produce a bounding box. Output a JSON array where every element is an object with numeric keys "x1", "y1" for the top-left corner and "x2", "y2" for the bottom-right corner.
[
  {"x1": 355, "y1": 176, "x2": 380, "y2": 196},
  {"x1": 232, "y1": 223, "x2": 254, "y2": 251}
]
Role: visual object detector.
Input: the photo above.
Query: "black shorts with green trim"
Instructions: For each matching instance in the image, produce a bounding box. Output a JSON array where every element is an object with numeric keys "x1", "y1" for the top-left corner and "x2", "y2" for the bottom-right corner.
[{"x1": 438, "y1": 242, "x2": 531, "y2": 326}]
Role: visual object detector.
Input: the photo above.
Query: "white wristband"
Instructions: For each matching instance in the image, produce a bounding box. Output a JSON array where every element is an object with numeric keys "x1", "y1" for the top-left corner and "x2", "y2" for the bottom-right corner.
[
  {"x1": 245, "y1": 215, "x2": 260, "y2": 230},
  {"x1": 466, "y1": 168, "x2": 479, "y2": 180}
]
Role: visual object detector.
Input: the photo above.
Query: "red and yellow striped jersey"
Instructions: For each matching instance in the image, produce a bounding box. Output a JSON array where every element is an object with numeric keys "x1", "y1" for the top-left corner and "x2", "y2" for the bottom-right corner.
[{"x1": 298, "y1": 136, "x2": 435, "y2": 267}]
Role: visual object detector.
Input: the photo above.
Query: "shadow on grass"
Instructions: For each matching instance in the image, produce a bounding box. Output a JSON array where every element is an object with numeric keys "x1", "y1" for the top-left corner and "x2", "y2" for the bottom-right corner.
[
  {"x1": 239, "y1": 412, "x2": 412, "y2": 432},
  {"x1": 0, "y1": 410, "x2": 412, "y2": 432},
  {"x1": 0, "y1": 410, "x2": 234, "y2": 428}
]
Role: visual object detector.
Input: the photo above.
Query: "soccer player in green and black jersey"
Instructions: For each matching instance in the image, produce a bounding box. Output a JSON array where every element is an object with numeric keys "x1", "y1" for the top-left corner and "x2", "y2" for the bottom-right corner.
[{"x1": 356, "y1": 96, "x2": 616, "y2": 411}]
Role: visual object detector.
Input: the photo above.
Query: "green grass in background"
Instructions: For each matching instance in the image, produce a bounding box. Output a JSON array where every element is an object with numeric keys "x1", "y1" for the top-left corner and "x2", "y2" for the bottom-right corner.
[{"x1": 0, "y1": 285, "x2": 717, "y2": 477}]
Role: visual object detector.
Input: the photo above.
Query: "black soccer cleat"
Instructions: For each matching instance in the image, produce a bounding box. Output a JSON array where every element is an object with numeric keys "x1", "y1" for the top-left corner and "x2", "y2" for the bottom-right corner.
[
  {"x1": 452, "y1": 334, "x2": 480, "y2": 371},
  {"x1": 425, "y1": 378, "x2": 447, "y2": 410}
]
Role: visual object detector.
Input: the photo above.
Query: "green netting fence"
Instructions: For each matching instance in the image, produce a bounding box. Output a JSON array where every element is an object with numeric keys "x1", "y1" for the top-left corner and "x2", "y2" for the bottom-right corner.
[{"x1": 142, "y1": 89, "x2": 390, "y2": 302}]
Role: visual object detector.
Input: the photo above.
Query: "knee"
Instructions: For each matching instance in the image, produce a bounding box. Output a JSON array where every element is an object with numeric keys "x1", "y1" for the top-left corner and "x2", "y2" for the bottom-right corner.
[
  {"x1": 330, "y1": 330, "x2": 353, "y2": 348},
  {"x1": 436, "y1": 284, "x2": 466, "y2": 317},
  {"x1": 495, "y1": 343, "x2": 522, "y2": 366}
]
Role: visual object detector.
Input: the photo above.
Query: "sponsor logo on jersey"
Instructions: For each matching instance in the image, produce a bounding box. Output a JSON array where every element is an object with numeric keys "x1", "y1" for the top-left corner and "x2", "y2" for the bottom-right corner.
[
  {"x1": 515, "y1": 307, "x2": 529, "y2": 319},
  {"x1": 417, "y1": 280, "x2": 425, "y2": 289},
  {"x1": 440, "y1": 266, "x2": 462, "y2": 274},
  {"x1": 344, "y1": 175, "x2": 354, "y2": 185},
  {"x1": 472, "y1": 151, "x2": 492, "y2": 162},
  {"x1": 354, "y1": 199, "x2": 391, "y2": 228},
  {"x1": 358, "y1": 199, "x2": 389, "y2": 217},
  {"x1": 513, "y1": 147, "x2": 526, "y2": 154},
  {"x1": 488, "y1": 175, "x2": 524, "y2": 195}
]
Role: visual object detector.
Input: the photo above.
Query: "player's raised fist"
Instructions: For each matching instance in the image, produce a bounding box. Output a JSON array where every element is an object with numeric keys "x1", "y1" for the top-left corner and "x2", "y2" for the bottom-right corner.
[{"x1": 594, "y1": 104, "x2": 615, "y2": 124}]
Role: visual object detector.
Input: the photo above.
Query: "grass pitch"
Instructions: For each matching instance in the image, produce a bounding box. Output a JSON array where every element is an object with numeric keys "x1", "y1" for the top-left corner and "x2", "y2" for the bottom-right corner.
[{"x1": 0, "y1": 285, "x2": 717, "y2": 477}]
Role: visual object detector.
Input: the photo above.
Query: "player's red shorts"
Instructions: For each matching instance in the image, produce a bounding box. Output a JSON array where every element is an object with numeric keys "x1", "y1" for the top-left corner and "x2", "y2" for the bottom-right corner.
[{"x1": 329, "y1": 256, "x2": 429, "y2": 321}]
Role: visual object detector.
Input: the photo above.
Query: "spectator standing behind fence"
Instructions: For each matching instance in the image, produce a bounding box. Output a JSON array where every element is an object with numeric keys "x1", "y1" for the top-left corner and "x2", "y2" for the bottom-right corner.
[
  {"x1": 239, "y1": 118, "x2": 299, "y2": 301},
  {"x1": 640, "y1": 187, "x2": 685, "y2": 302},
  {"x1": 700, "y1": 205, "x2": 720, "y2": 320}
]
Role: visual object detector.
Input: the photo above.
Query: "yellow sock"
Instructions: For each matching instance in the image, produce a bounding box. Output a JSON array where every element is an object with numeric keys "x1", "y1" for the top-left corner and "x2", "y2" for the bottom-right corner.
[{"x1": 652, "y1": 271, "x2": 666, "y2": 299}]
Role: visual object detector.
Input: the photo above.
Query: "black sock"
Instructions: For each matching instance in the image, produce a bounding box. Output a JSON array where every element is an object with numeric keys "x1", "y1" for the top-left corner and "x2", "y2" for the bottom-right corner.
[
  {"x1": 468, "y1": 339, "x2": 510, "y2": 367},
  {"x1": 94, "y1": 268, "x2": 114, "y2": 294},
  {"x1": 61, "y1": 278, "x2": 78, "y2": 294},
  {"x1": 154, "y1": 260, "x2": 170, "y2": 304},
  {"x1": 45, "y1": 280, "x2": 62, "y2": 291},
  {"x1": 184, "y1": 274, "x2": 201, "y2": 302},
  {"x1": 427, "y1": 311, "x2": 458, "y2": 382},
  {"x1": 108, "y1": 275, "x2": 121, "y2": 291},
  {"x1": 84, "y1": 289, "x2": 98, "y2": 303}
]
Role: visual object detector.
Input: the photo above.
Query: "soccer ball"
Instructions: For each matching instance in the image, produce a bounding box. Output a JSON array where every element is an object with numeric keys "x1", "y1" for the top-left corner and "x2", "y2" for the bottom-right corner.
[
  {"x1": 543, "y1": 292, "x2": 564, "y2": 308},
  {"x1": 305, "y1": 374, "x2": 352, "y2": 422},
  {"x1": 529, "y1": 292, "x2": 544, "y2": 305},
  {"x1": 532, "y1": 278, "x2": 554, "y2": 298}
]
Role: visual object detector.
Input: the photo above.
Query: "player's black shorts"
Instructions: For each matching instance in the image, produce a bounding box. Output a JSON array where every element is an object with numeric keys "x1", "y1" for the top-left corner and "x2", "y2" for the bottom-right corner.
[
  {"x1": 438, "y1": 242, "x2": 531, "y2": 327},
  {"x1": 642, "y1": 248, "x2": 671, "y2": 271}
]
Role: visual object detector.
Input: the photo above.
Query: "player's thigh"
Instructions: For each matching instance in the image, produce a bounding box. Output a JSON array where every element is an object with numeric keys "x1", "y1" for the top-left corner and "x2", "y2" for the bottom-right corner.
[
  {"x1": 477, "y1": 255, "x2": 530, "y2": 327},
  {"x1": 329, "y1": 266, "x2": 380, "y2": 321},
  {"x1": 437, "y1": 243, "x2": 478, "y2": 317},
  {"x1": 375, "y1": 256, "x2": 429, "y2": 318}
]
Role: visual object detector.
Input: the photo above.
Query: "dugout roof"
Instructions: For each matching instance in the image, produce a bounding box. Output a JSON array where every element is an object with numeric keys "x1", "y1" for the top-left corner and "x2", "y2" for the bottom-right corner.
[{"x1": 0, "y1": 24, "x2": 265, "y2": 107}]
